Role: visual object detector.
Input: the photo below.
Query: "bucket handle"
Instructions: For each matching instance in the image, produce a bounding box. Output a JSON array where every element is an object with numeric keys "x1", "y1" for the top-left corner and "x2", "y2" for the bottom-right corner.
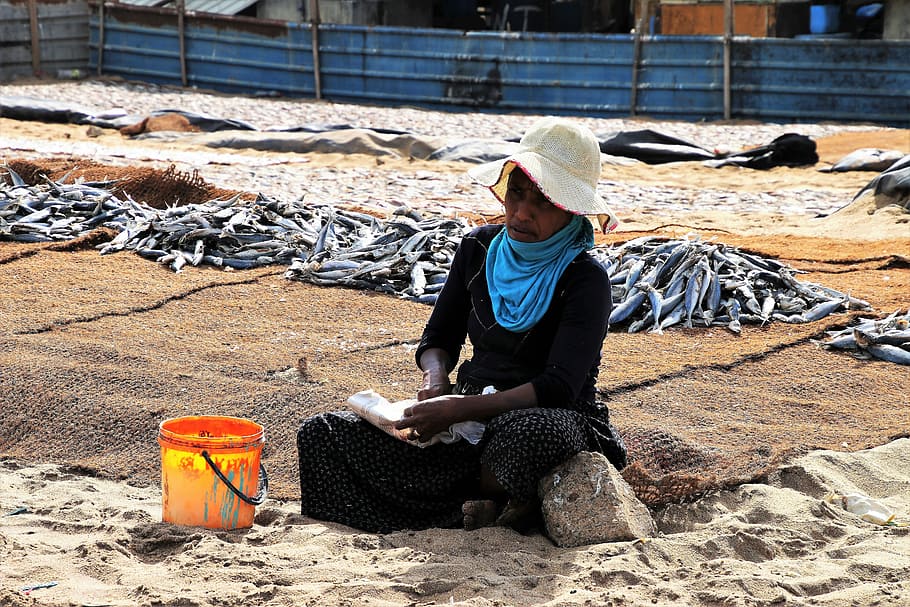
[{"x1": 201, "y1": 450, "x2": 268, "y2": 507}]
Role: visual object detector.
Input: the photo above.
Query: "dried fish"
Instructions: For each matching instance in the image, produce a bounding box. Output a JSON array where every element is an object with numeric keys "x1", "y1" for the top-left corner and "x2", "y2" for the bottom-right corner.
[
  {"x1": 0, "y1": 170, "x2": 872, "y2": 330},
  {"x1": 817, "y1": 310, "x2": 910, "y2": 365},
  {"x1": 593, "y1": 235, "x2": 870, "y2": 333}
]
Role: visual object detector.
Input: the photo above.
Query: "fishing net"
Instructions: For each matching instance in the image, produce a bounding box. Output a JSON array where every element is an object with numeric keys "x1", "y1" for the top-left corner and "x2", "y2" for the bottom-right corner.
[
  {"x1": 1, "y1": 159, "x2": 907, "y2": 510},
  {"x1": 619, "y1": 426, "x2": 787, "y2": 507}
]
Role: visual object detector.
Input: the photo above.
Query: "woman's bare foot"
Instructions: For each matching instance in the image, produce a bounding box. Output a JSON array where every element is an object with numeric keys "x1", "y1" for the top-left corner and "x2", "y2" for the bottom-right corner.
[{"x1": 462, "y1": 499, "x2": 500, "y2": 530}]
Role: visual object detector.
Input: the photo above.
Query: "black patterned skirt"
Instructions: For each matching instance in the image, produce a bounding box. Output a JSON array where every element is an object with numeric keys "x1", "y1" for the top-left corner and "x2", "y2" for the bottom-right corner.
[{"x1": 296, "y1": 387, "x2": 627, "y2": 532}]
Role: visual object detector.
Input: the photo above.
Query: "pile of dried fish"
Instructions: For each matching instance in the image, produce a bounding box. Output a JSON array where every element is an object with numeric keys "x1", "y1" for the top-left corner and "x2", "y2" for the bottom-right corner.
[
  {"x1": 817, "y1": 310, "x2": 910, "y2": 365},
  {"x1": 0, "y1": 167, "x2": 471, "y2": 301},
  {"x1": 284, "y1": 209, "x2": 470, "y2": 304},
  {"x1": 97, "y1": 190, "x2": 472, "y2": 291},
  {"x1": 74, "y1": 177, "x2": 473, "y2": 303},
  {"x1": 591, "y1": 235, "x2": 871, "y2": 334},
  {"x1": 0, "y1": 168, "x2": 131, "y2": 242},
  {"x1": 99, "y1": 194, "x2": 333, "y2": 271}
]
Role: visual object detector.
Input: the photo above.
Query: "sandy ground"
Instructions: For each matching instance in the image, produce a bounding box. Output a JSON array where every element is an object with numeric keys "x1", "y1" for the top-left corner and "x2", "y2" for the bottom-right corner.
[{"x1": 1, "y1": 98, "x2": 910, "y2": 607}]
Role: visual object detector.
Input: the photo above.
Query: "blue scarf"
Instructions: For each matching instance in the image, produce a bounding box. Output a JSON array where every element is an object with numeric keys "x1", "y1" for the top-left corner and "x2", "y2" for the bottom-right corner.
[{"x1": 485, "y1": 215, "x2": 594, "y2": 333}]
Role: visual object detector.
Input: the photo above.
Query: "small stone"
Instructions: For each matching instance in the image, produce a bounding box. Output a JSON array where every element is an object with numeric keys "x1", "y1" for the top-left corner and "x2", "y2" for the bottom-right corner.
[
  {"x1": 272, "y1": 367, "x2": 302, "y2": 382},
  {"x1": 539, "y1": 451, "x2": 656, "y2": 547}
]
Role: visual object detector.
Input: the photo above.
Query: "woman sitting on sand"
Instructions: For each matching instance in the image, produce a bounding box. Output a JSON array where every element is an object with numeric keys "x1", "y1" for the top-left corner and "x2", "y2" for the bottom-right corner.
[{"x1": 296, "y1": 117, "x2": 627, "y2": 534}]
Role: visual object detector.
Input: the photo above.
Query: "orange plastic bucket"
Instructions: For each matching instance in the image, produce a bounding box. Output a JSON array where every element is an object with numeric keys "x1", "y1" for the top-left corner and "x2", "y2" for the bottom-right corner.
[{"x1": 158, "y1": 416, "x2": 267, "y2": 530}]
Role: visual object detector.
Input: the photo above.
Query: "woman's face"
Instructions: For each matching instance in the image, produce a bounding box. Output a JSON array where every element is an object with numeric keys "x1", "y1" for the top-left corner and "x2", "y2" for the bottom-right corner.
[{"x1": 503, "y1": 168, "x2": 574, "y2": 243}]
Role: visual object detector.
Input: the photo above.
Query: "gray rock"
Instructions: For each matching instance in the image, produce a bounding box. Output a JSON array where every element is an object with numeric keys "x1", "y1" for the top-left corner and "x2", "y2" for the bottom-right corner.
[{"x1": 539, "y1": 451, "x2": 657, "y2": 547}]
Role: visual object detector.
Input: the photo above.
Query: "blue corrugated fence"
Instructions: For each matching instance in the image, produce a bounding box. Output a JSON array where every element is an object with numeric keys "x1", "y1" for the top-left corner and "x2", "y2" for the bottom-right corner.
[{"x1": 88, "y1": 5, "x2": 910, "y2": 127}]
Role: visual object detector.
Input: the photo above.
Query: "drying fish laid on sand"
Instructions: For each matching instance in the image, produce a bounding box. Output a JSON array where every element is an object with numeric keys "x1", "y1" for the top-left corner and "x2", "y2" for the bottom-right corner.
[
  {"x1": 591, "y1": 235, "x2": 872, "y2": 334},
  {"x1": 817, "y1": 309, "x2": 910, "y2": 366},
  {"x1": 0, "y1": 167, "x2": 871, "y2": 327}
]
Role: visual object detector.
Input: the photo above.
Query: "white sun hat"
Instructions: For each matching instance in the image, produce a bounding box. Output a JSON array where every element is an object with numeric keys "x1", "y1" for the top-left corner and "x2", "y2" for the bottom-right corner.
[{"x1": 467, "y1": 116, "x2": 619, "y2": 232}]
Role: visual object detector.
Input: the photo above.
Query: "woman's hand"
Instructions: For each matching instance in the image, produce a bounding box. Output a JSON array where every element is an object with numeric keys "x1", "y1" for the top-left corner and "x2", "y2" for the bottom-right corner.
[
  {"x1": 417, "y1": 348, "x2": 452, "y2": 402},
  {"x1": 417, "y1": 376, "x2": 451, "y2": 401},
  {"x1": 394, "y1": 395, "x2": 464, "y2": 441},
  {"x1": 396, "y1": 383, "x2": 538, "y2": 442}
]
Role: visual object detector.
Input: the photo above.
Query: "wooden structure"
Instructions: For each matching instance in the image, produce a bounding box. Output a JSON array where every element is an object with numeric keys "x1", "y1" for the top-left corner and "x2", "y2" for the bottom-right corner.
[{"x1": 659, "y1": 1, "x2": 810, "y2": 38}]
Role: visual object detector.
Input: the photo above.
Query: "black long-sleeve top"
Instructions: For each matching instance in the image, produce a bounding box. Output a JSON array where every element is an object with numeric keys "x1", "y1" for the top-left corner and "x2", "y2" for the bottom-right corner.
[{"x1": 415, "y1": 224, "x2": 612, "y2": 407}]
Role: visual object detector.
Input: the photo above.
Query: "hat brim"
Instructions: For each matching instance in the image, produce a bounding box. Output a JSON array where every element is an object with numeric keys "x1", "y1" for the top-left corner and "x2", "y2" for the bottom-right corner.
[{"x1": 468, "y1": 153, "x2": 619, "y2": 231}]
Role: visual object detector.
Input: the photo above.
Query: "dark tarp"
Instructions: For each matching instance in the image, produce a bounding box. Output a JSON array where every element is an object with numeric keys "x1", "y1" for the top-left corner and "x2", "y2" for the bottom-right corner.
[
  {"x1": 599, "y1": 129, "x2": 717, "y2": 164},
  {"x1": 707, "y1": 133, "x2": 819, "y2": 170},
  {"x1": 0, "y1": 97, "x2": 257, "y2": 131},
  {"x1": 2, "y1": 96, "x2": 821, "y2": 169},
  {"x1": 852, "y1": 154, "x2": 910, "y2": 201}
]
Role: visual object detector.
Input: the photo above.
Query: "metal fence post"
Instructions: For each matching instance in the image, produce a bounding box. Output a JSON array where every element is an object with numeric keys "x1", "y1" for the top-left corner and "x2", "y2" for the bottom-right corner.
[
  {"x1": 309, "y1": 0, "x2": 322, "y2": 100},
  {"x1": 28, "y1": 0, "x2": 42, "y2": 76},
  {"x1": 97, "y1": 1, "x2": 105, "y2": 75},
  {"x1": 178, "y1": 0, "x2": 187, "y2": 87},
  {"x1": 630, "y1": 0, "x2": 649, "y2": 116},
  {"x1": 723, "y1": 0, "x2": 734, "y2": 120}
]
